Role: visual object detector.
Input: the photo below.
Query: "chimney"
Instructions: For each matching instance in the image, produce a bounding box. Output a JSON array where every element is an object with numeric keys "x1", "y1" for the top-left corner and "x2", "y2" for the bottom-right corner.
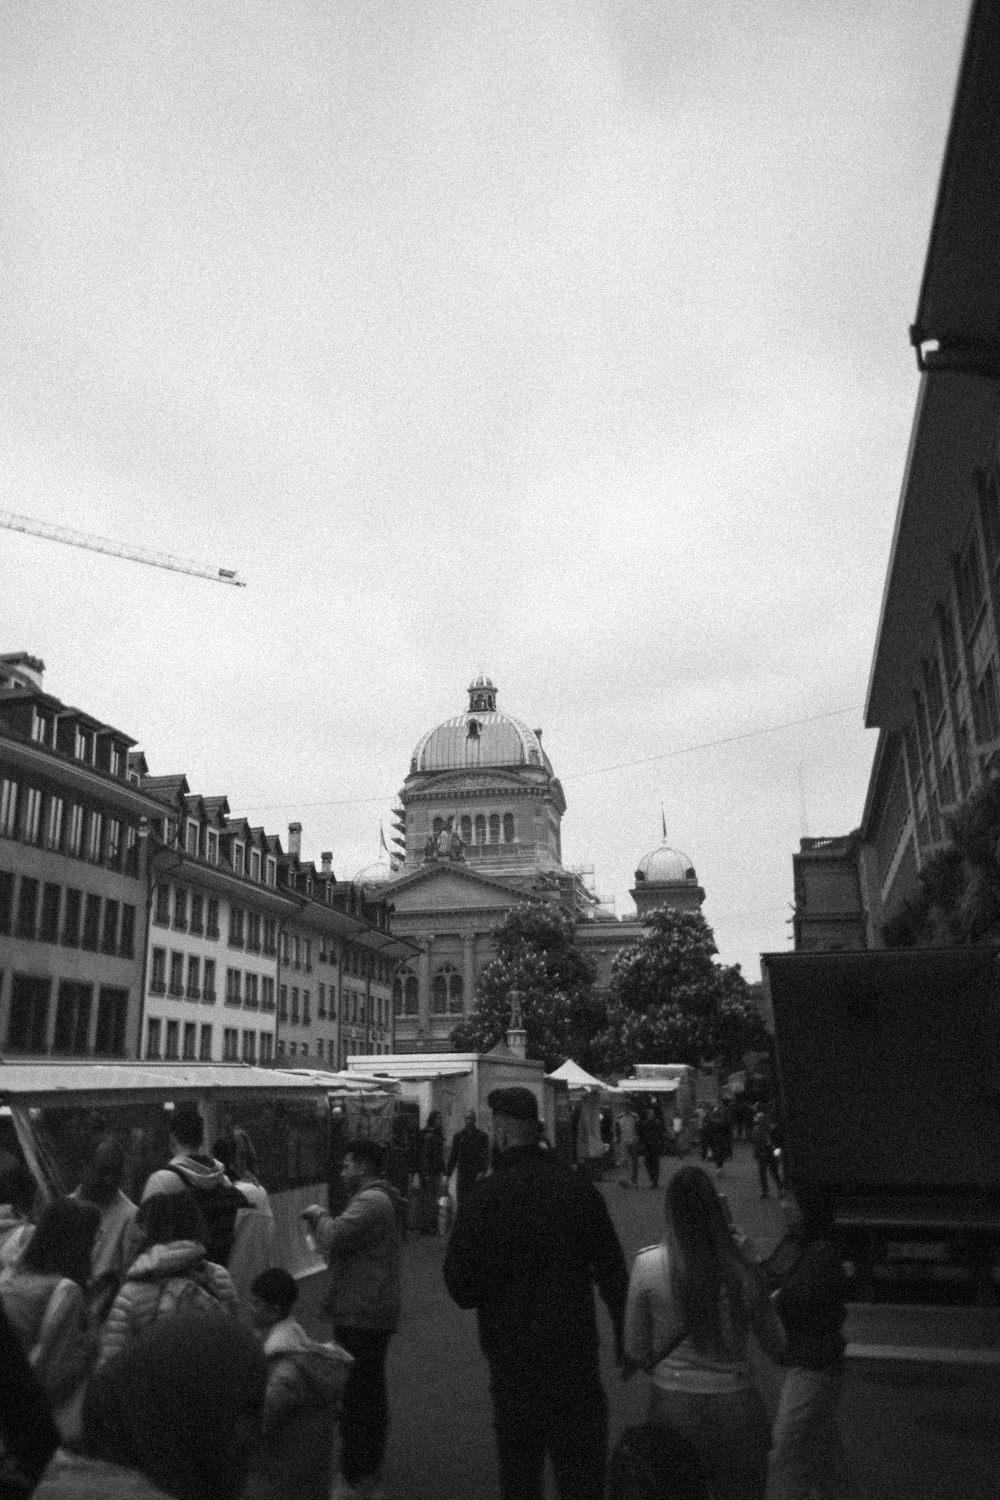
[
  {"x1": 321, "y1": 852, "x2": 333, "y2": 875},
  {"x1": 288, "y1": 822, "x2": 302, "y2": 859}
]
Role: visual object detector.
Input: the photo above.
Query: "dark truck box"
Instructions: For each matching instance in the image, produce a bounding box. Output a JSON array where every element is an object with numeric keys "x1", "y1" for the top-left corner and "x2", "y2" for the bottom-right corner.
[{"x1": 762, "y1": 946, "x2": 1000, "y2": 1302}]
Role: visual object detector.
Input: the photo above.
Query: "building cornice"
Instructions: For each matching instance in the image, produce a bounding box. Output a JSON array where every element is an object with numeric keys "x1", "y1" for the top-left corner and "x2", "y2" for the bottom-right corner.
[{"x1": 0, "y1": 735, "x2": 167, "y2": 818}]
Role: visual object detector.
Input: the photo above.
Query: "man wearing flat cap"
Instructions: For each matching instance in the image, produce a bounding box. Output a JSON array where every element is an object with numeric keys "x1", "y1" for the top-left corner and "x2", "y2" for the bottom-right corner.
[{"x1": 443, "y1": 1085, "x2": 627, "y2": 1500}]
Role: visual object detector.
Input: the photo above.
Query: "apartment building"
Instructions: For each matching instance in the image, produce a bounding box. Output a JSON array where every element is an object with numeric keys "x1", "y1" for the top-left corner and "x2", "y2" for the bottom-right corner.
[
  {"x1": 277, "y1": 828, "x2": 418, "y2": 1068},
  {"x1": 139, "y1": 784, "x2": 298, "y2": 1065},
  {"x1": 792, "y1": 7, "x2": 1000, "y2": 948},
  {"x1": 0, "y1": 654, "x2": 164, "y2": 1059}
]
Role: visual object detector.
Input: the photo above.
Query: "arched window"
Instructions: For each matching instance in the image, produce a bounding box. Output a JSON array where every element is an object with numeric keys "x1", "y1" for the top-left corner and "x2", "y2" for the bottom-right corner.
[
  {"x1": 448, "y1": 974, "x2": 464, "y2": 1014},
  {"x1": 460, "y1": 815, "x2": 472, "y2": 843},
  {"x1": 403, "y1": 976, "x2": 418, "y2": 1015},
  {"x1": 432, "y1": 974, "x2": 448, "y2": 1014},
  {"x1": 392, "y1": 977, "x2": 403, "y2": 1015},
  {"x1": 503, "y1": 813, "x2": 515, "y2": 843},
  {"x1": 467, "y1": 720, "x2": 480, "y2": 740},
  {"x1": 433, "y1": 817, "x2": 444, "y2": 836},
  {"x1": 474, "y1": 815, "x2": 486, "y2": 844},
  {"x1": 488, "y1": 814, "x2": 500, "y2": 844}
]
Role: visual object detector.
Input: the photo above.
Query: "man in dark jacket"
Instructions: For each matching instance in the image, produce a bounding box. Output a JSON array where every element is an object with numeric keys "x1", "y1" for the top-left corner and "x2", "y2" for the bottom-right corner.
[
  {"x1": 445, "y1": 1111, "x2": 490, "y2": 1212},
  {"x1": 443, "y1": 1087, "x2": 628, "y2": 1500}
]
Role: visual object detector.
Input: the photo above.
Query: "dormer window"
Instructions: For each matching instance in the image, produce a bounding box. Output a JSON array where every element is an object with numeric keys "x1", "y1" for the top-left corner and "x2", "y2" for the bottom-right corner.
[
  {"x1": 74, "y1": 728, "x2": 90, "y2": 762},
  {"x1": 233, "y1": 844, "x2": 245, "y2": 876},
  {"x1": 250, "y1": 849, "x2": 261, "y2": 881},
  {"x1": 206, "y1": 829, "x2": 219, "y2": 864},
  {"x1": 186, "y1": 820, "x2": 200, "y2": 856},
  {"x1": 266, "y1": 856, "x2": 276, "y2": 887},
  {"x1": 467, "y1": 720, "x2": 480, "y2": 740}
]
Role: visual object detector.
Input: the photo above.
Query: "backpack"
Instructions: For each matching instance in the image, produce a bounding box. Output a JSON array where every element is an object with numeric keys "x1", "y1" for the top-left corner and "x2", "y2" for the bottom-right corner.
[
  {"x1": 607, "y1": 1424, "x2": 712, "y2": 1500},
  {"x1": 153, "y1": 1273, "x2": 227, "y2": 1322},
  {"x1": 167, "y1": 1168, "x2": 248, "y2": 1266}
]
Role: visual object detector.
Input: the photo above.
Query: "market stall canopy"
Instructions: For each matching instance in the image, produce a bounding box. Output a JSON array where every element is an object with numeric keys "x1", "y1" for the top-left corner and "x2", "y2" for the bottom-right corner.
[
  {"x1": 547, "y1": 1059, "x2": 619, "y2": 1093},
  {"x1": 0, "y1": 1060, "x2": 336, "y2": 1107}
]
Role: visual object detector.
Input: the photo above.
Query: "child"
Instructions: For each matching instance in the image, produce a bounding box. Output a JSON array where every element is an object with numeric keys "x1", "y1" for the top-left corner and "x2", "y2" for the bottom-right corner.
[{"x1": 247, "y1": 1267, "x2": 353, "y2": 1500}]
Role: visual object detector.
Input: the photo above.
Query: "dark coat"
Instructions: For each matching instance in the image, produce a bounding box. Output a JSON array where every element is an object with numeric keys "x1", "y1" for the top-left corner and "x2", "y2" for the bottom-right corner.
[
  {"x1": 445, "y1": 1126, "x2": 490, "y2": 1199},
  {"x1": 763, "y1": 1234, "x2": 847, "y2": 1370},
  {"x1": 443, "y1": 1143, "x2": 628, "y2": 1400}
]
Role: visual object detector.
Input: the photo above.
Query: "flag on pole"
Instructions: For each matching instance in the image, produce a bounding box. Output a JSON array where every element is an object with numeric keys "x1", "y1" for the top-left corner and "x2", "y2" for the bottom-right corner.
[
  {"x1": 379, "y1": 823, "x2": 389, "y2": 855},
  {"x1": 661, "y1": 805, "x2": 667, "y2": 840}
]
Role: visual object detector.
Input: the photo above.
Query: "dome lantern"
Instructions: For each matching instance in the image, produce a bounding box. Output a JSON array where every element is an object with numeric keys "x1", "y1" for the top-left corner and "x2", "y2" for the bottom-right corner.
[{"x1": 468, "y1": 673, "x2": 497, "y2": 713}]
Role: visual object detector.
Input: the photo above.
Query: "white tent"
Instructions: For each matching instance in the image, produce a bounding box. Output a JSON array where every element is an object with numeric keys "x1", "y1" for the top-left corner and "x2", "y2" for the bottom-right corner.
[{"x1": 546, "y1": 1059, "x2": 620, "y2": 1094}]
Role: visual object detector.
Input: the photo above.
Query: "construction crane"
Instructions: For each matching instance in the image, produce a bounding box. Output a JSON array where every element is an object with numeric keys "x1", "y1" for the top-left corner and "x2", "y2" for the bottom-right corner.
[{"x1": 0, "y1": 509, "x2": 246, "y2": 587}]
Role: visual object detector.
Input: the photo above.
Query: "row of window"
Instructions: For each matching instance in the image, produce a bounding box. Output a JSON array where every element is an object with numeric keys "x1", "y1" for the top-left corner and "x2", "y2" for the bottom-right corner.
[
  {"x1": 0, "y1": 870, "x2": 136, "y2": 958},
  {"x1": 393, "y1": 970, "x2": 465, "y2": 1017},
  {"x1": 171, "y1": 817, "x2": 277, "y2": 887},
  {"x1": 3, "y1": 971, "x2": 128, "y2": 1056},
  {"x1": 29, "y1": 709, "x2": 127, "y2": 777},
  {"x1": 0, "y1": 777, "x2": 140, "y2": 873},
  {"x1": 432, "y1": 813, "x2": 516, "y2": 846}
]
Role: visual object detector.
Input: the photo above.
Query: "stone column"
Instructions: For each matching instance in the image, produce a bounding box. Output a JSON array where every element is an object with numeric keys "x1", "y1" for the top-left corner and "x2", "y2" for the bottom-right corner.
[
  {"x1": 418, "y1": 935, "x2": 433, "y2": 1037},
  {"x1": 462, "y1": 932, "x2": 475, "y2": 1013}
]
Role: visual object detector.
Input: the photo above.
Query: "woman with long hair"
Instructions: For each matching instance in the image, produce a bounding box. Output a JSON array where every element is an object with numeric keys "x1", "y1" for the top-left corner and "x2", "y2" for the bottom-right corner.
[
  {"x1": 0, "y1": 1197, "x2": 100, "y2": 1436},
  {"x1": 623, "y1": 1165, "x2": 785, "y2": 1500}
]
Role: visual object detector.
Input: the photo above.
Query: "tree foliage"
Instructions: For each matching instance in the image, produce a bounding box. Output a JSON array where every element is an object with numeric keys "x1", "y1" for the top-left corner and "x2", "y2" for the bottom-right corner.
[
  {"x1": 882, "y1": 777, "x2": 1000, "y2": 947},
  {"x1": 450, "y1": 902, "x2": 601, "y2": 1071},
  {"x1": 595, "y1": 907, "x2": 767, "y2": 1073}
]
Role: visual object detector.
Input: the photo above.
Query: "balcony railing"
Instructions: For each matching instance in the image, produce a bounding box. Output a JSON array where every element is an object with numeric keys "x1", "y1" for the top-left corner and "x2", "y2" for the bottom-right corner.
[
  {"x1": 149, "y1": 979, "x2": 166, "y2": 995},
  {"x1": 202, "y1": 988, "x2": 216, "y2": 1004}
]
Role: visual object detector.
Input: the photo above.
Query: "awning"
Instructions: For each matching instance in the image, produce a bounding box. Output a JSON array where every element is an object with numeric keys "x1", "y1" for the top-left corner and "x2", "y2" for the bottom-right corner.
[{"x1": 0, "y1": 1061, "x2": 334, "y2": 1107}]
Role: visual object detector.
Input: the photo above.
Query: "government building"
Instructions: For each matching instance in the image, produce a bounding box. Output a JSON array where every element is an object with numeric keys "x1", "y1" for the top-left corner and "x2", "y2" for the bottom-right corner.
[{"x1": 367, "y1": 674, "x2": 706, "y2": 1051}]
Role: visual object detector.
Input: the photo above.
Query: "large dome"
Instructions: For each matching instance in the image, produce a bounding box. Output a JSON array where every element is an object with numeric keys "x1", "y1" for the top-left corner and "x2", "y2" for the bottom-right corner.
[
  {"x1": 410, "y1": 677, "x2": 553, "y2": 775},
  {"x1": 635, "y1": 842, "x2": 698, "y2": 885},
  {"x1": 354, "y1": 858, "x2": 394, "y2": 887}
]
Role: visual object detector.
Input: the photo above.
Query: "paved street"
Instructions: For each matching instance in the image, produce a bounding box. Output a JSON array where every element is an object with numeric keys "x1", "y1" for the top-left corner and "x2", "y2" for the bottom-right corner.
[{"x1": 298, "y1": 1144, "x2": 1000, "y2": 1499}]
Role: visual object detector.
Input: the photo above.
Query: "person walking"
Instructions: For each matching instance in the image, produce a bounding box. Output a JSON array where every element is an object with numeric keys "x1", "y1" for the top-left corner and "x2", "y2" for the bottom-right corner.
[
  {"x1": 623, "y1": 1165, "x2": 785, "y2": 1500},
  {"x1": 751, "y1": 1113, "x2": 783, "y2": 1200},
  {"x1": 415, "y1": 1111, "x2": 446, "y2": 1235},
  {"x1": 72, "y1": 1135, "x2": 138, "y2": 1319},
  {"x1": 0, "y1": 1197, "x2": 100, "y2": 1440},
  {"x1": 302, "y1": 1137, "x2": 404, "y2": 1500},
  {"x1": 98, "y1": 1192, "x2": 238, "y2": 1367},
  {"x1": 246, "y1": 1267, "x2": 353, "y2": 1500},
  {"x1": 445, "y1": 1111, "x2": 490, "y2": 1213},
  {"x1": 213, "y1": 1133, "x2": 276, "y2": 1311},
  {"x1": 33, "y1": 1312, "x2": 267, "y2": 1500},
  {"x1": 443, "y1": 1086, "x2": 628, "y2": 1500},
  {"x1": 141, "y1": 1107, "x2": 248, "y2": 1268},
  {"x1": 637, "y1": 1105, "x2": 665, "y2": 1189},
  {"x1": 763, "y1": 1188, "x2": 859, "y2": 1500},
  {"x1": 617, "y1": 1103, "x2": 641, "y2": 1186}
]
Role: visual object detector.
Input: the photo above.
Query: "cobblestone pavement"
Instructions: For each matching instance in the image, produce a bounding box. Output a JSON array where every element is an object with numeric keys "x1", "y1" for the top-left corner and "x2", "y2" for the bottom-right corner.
[{"x1": 296, "y1": 1144, "x2": 1000, "y2": 1500}]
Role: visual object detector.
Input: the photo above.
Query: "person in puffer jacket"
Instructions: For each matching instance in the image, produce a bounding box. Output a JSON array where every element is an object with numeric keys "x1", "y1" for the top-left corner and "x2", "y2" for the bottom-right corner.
[
  {"x1": 97, "y1": 1191, "x2": 237, "y2": 1368},
  {"x1": 245, "y1": 1267, "x2": 353, "y2": 1500}
]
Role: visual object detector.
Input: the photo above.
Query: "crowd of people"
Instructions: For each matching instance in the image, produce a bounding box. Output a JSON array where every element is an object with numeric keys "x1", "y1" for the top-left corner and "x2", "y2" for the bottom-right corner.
[{"x1": 0, "y1": 1091, "x2": 856, "y2": 1500}]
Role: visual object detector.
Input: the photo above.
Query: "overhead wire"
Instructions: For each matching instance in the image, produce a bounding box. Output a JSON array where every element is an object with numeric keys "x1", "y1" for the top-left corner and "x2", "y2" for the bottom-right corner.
[{"x1": 238, "y1": 703, "x2": 863, "y2": 814}]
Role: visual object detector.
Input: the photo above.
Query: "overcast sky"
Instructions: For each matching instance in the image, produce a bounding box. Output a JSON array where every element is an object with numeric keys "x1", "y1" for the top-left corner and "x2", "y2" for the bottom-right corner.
[{"x1": 1, "y1": 1, "x2": 970, "y2": 979}]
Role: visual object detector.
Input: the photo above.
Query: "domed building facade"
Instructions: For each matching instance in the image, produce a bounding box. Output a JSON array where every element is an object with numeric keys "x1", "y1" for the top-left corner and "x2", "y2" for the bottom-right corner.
[
  {"x1": 630, "y1": 840, "x2": 705, "y2": 919},
  {"x1": 378, "y1": 675, "x2": 708, "y2": 1052}
]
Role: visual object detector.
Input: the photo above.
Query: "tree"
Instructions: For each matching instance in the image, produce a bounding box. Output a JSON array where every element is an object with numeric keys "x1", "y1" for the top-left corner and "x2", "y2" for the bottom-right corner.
[
  {"x1": 595, "y1": 907, "x2": 766, "y2": 1074},
  {"x1": 450, "y1": 902, "x2": 601, "y2": 1071}
]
